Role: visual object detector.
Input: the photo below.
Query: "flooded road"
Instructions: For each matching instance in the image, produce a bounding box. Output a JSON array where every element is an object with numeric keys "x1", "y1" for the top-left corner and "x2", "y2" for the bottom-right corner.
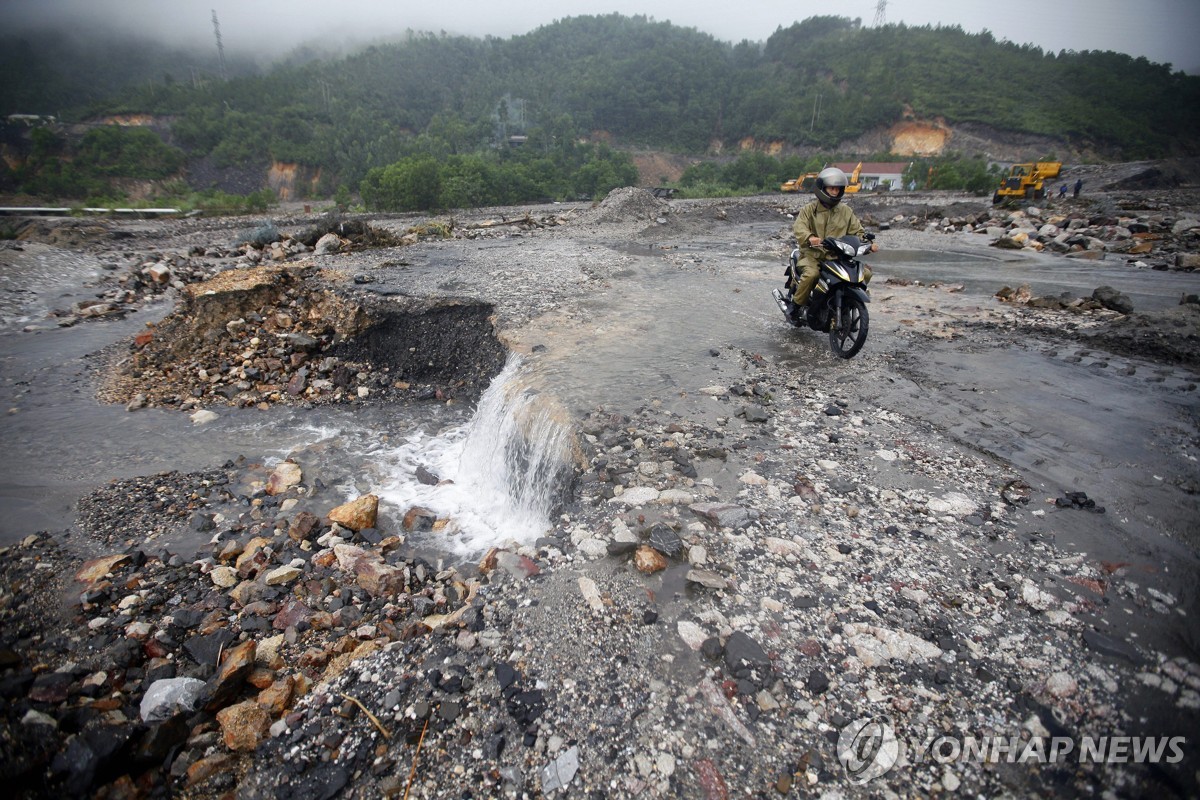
[{"x1": 1, "y1": 221, "x2": 1197, "y2": 583}]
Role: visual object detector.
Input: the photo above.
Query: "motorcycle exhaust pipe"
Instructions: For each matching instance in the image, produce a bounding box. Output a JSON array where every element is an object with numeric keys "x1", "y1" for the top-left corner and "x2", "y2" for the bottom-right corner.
[{"x1": 772, "y1": 288, "x2": 790, "y2": 315}]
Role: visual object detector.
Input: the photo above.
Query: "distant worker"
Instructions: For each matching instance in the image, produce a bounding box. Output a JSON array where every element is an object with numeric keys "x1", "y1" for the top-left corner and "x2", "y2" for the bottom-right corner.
[
  {"x1": 786, "y1": 167, "x2": 877, "y2": 309},
  {"x1": 1074, "y1": 178, "x2": 1083, "y2": 198},
  {"x1": 1059, "y1": 183, "x2": 1068, "y2": 199}
]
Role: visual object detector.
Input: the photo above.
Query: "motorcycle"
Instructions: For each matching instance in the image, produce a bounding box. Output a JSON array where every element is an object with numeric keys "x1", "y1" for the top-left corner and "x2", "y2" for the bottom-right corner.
[{"x1": 771, "y1": 233, "x2": 874, "y2": 359}]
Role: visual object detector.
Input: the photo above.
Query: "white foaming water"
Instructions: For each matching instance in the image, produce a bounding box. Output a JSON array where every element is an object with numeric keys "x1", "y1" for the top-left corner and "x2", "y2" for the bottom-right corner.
[{"x1": 375, "y1": 356, "x2": 576, "y2": 556}]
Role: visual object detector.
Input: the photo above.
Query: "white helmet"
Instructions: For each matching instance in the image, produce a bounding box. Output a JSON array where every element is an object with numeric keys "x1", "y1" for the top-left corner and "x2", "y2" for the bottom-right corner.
[{"x1": 815, "y1": 167, "x2": 848, "y2": 207}]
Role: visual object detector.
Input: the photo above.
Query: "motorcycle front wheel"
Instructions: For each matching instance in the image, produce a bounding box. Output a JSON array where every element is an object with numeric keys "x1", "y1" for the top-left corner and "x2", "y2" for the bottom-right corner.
[{"x1": 828, "y1": 292, "x2": 869, "y2": 358}]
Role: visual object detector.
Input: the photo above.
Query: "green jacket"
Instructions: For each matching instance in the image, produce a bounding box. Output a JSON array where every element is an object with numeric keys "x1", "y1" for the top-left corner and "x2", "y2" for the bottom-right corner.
[{"x1": 792, "y1": 200, "x2": 867, "y2": 262}]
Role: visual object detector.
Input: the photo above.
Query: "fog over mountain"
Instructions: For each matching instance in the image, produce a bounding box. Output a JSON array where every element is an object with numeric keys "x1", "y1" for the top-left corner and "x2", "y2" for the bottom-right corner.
[{"x1": 1, "y1": 0, "x2": 1197, "y2": 72}]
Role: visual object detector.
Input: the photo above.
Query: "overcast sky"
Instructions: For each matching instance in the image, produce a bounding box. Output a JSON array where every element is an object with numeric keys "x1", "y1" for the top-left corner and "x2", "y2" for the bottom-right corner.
[{"x1": 3, "y1": 0, "x2": 1197, "y2": 72}]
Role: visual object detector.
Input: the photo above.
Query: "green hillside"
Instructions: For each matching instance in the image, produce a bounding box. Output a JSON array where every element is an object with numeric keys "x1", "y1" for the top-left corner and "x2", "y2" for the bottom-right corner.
[{"x1": 2, "y1": 14, "x2": 1196, "y2": 207}]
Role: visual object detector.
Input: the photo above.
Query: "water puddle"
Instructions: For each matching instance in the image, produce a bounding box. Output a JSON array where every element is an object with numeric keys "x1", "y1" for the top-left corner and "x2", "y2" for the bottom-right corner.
[{"x1": 873, "y1": 247, "x2": 1200, "y2": 312}]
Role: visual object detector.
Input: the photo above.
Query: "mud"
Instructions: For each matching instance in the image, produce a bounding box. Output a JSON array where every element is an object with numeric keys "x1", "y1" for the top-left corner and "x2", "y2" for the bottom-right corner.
[{"x1": 0, "y1": 177, "x2": 1198, "y2": 799}]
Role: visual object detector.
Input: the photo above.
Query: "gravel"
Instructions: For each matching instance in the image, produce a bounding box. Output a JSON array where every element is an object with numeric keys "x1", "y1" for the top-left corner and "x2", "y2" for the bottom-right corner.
[{"x1": 0, "y1": 183, "x2": 1197, "y2": 799}]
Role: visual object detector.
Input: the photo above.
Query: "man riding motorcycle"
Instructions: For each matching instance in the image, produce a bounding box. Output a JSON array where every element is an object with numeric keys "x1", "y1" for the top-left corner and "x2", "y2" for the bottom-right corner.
[{"x1": 787, "y1": 167, "x2": 877, "y2": 309}]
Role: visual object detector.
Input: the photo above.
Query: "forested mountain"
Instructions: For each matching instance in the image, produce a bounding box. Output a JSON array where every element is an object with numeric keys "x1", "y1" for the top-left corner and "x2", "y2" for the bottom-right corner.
[{"x1": 2, "y1": 14, "x2": 1196, "y2": 206}]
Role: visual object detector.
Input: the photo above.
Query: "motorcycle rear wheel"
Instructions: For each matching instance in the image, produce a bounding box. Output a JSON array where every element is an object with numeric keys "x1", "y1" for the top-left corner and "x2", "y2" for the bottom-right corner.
[{"x1": 828, "y1": 293, "x2": 869, "y2": 358}]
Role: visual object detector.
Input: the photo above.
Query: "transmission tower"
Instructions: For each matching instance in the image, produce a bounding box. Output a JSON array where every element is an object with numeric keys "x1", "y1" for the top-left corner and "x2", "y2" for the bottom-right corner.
[
  {"x1": 211, "y1": 10, "x2": 227, "y2": 81},
  {"x1": 873, "y1": 0, "x2": 887, "y2": 26}
]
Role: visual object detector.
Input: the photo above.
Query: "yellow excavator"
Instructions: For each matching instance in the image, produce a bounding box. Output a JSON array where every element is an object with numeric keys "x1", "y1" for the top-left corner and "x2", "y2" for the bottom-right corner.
[
  {"x1": 781, "y1": 162, "x2": 863, "y2": 193},
  {"x1": 993, "y1": 161, "x2": 1062, "y2": 203},
  {"x1": 780, "y1": 172, "x2": 819, "y2": 193},
  {"x1": 844, "y1": 162, "x2": 863, "y2": 193}
]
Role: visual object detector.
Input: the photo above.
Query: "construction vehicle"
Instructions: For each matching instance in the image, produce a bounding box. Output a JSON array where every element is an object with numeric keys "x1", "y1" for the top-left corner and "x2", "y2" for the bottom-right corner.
[
  {"x1": 992, "y1": 161, "x2": 1062, "y2": 203},
  {"x1": 843, "y1": 162, "x2": 863, "y2": 193},
  {"x1": 781, "y1": 172, "x2": 819, "y2": 193},
  {"x1": 781, "y1": 162, "x2": 864, "y2": 193}
]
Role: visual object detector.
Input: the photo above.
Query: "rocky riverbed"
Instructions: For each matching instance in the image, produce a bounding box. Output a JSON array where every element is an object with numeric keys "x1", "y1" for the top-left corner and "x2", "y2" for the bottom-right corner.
[{"x1": 1, "y1": 175, "x2": 1198, "y2": 799}]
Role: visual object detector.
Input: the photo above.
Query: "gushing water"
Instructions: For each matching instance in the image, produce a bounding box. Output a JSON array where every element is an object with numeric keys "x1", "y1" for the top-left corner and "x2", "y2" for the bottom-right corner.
[{"x1": 375, "y1": 355, "x2": 576, "y2": 555}]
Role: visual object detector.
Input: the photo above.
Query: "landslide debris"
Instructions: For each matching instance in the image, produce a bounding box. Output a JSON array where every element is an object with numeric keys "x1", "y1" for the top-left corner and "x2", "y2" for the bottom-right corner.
[{"x1": 97, "y1": 264, "x2": 508, "y2": 411}]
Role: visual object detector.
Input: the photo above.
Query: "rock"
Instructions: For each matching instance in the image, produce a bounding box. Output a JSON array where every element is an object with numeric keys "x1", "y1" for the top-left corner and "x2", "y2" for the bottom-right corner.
[
  {"x1": 806, "y1": 669, "x2": 831, "y2": 694},
  {"x1": 329, "y1": 494, "x2": 378, "y2": 531},
  {"x1": 926, "y1": 492, "x2": 976, "y2": 516},
  {"x1": 633, "y1": 546, "x2": 668, "y2": 574},
  {"x1": 1092, "y1": 285, "x2": 1134, "y2": 314},
  {"x1": 483, "y1": 549, "x2": 541, "y2": 579},
  {"x1": 578, "y1": 577, "x2": 604, "y2": 613},
  {"x1": 273, "y1": 599, "x2": 314, "y2": 630},
  {"x1": 264, "y1": 566, "x2": 301, "y2": 586},
  {"x1": 415, "y1": 465, "x2": 440, "y2": 485},
  {"x1": 186, "y1": 753, "x2": 235, "y2": 789},
  {"x1": 689, "y1": 502, "x2": 750, "y2": 530},
  {"x1": 1045, "y1": 671, "x2": 1078, "y2": 698},
  {"x1": 190, "y1": 409, "x2": 219, "y2": 425},
  {"x1": 352, "y1": 558, "x2": 408, "y2": 597},
  {"x1": 647, "y1": 523, "x2": 683, "y2": 558},
  {"x1": 210, "y1": 566, "x2": 239, "y2": 588},
  {"x1": 1021, "y1": 581, "x2": 1057, "y2": 611},
  {"x1": 686, "y1": 569, "x2": 729, "y2": 590},
  {"x1": 540, "y1": 745, "x2": 580, "y2": 793},
  {"x1": 314, "y1": 233, "x2": 343, "y2": 255},
  {"x1": 609, "y1": 486, "x2": 660, "y2": 507},
  {"x1": 288, "y1": 511, "x2": 321, "y2": 541},
  {"x1": 1065, "y1": 249, "x2": 1106, "y2": 261},
  {"x1": 29, "y1": 672, "x2": 73, "y2": 704},
  {"x1": 184, "y1": 628, "x2": 236, "y2": 666},
  {"x1": 202, "y1": 639, "x2": 257, "y2": 711},
  {"x1": 724, "y1": 631, "x2": 770, "y2": 678},
  {"x1": 256, "y1": 675, "x2": 295, "y2": 715},
  {"x1": 217, "y1": 700, "x2": 271, "y2": 751},
  {"x1": 74, "y1": 554, "x2": 131, "y2": 586},
  {"x1": 266, "y1": 461, "x2": 302, "y2": 495},
  {"x1": 402, "y1": 505, "x2": 436, "y2": 531},
  {"x1": 141, "y1": 677, "x2": 206, "y2": 722},
  {"x1": 1171, "y1": 217, "x2": 1199, "y2": 235},
  {"x1": 677, "y1": 621, "x2": 707, "y2": 651},
  {"x1": 992, "y1": 236, "x2": 1026, "y2": 250},
  {"x1": 842, "y1": 623, "x2": 942, "y2": 667},
  {"x1": 741, "y1": 405, "x2": 769, "y2": 423},
  {"x1": 1175, "y1": 253, "x2": 1200, "y2": 269}
]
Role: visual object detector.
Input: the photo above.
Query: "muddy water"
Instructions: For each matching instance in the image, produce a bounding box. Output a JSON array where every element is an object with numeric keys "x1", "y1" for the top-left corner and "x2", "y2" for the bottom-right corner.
[
  {"x1": 871, "y1": 244, "x2": 1199, "y2": 312},
  {"x1": 0, "y1": 307, "x2": 449, "y2": 547},
  {"x1": 2, "y1": 226, "x2": 1197, "y2": 586}
]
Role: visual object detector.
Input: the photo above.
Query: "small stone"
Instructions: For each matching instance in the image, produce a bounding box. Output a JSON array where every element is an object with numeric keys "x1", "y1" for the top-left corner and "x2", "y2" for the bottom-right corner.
[
  {"x1": 266, "y1": 461, "x2": 302, "y2": 496},
  {"x1": 74, "y1": 554, "x2": 131, "y2": 586},
  {"x1": 217, "y1": 700, "x2": 271, "y2": 751},
  {"x1": 1045, "y1": 671, "x2": 1078, "y2": 698},
  {"x1": 329, "y1": 495, "x2": 378, "y2": 531},
  {"x1": 686, "y1": 569, "x2": 729, "y2": 590},
  {"x1": 633, "y1": 546, "x2": 668, "y2": 574},
  {"x1": 141, "y1": 677, "x2": 206, "y2": 722},
  {"x1": 210, "y1": 566, "x2": 239, "y2": 588},
  {"x1": 264, "y1": 566, "x2": 301, "y2": 586},
  {"x1": 540, "y1": 745, "x2": 580, "y2": 793}
]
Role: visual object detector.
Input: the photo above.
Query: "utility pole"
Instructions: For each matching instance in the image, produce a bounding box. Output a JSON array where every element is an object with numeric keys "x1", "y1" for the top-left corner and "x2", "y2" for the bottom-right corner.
[
  {"x1": 873, "y1": 0, "x2": 888, "y2": 26},
  {"x1": 212, "y1": 10, "x2": 227, "y2": 81}
]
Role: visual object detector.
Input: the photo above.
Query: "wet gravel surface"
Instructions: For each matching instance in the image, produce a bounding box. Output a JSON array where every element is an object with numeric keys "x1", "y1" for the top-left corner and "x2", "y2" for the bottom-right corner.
[{"x1": 0, "y1": 185, "x2": 1198, "y2": 799}]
